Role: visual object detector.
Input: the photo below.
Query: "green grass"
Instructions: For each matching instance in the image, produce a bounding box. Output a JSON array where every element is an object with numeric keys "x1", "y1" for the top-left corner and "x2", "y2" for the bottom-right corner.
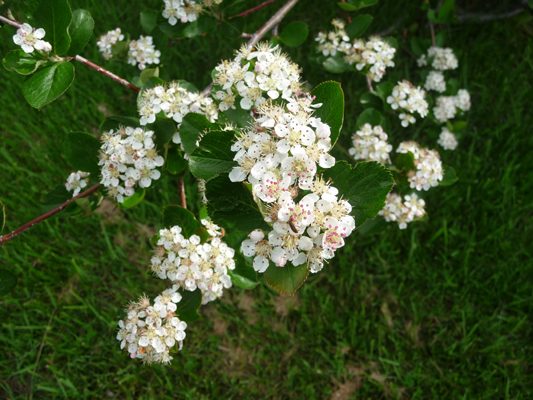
[{"x1": 1, "y1": 0, "x2": 533, "y2": 398}]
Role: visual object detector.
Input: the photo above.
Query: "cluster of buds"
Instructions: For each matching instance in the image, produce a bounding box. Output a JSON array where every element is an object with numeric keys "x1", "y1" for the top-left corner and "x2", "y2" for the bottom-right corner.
[
  {"x1": 116, "y1": 287, "x2": 188, "y2": 365},
  {"x1": 379, "y1": 192, "x2": 426, "y2": 229},
  {"x1": 424, "y1": 70, "x2": 446, "y2": 93},
  {"x1": 417, "y1": 46, "x2": 458, "y2": 71},
  {"x1": 315, "y1": 20, "x2": 396, "y2": 82},
  {"x1": 397, "y1": 141, "x2": 444, "y2": 191},
  {"x1": 348, "y1": 123, "x2": 392, "y2": 164},
  {"x1": 12, "y1": 23, "x2": 51, "y2": 54},
  {"x1": 433, "y1": 89, "x2": 471, "y2": 123},
  {"x1": 98, "y1": 126, "x2": 164, "y2": 202},
  {"x1": 127, "y1": 36, "x2": 161, "y2": 70},
  {"x1": 137, "y1": 81, "x2": 218, "y2": 146},
  {"x1": 213, "y1": 42, "x2": 302, "y2": 111},
  {"x1": 387, "y1": 80, "x2": 429, "y2": 127},
  {"x1": 230, "y1": 95, "x2": 355, "y2": 273},
  {"x1": 151, "y1": 221, "x2": 235, "y2": 304},
  {"x1": 437, "y1": 127, "x2": 458, "y2": 150},
  {"x1": 96, "y1": 28, "x2": 124, "y2": 60},
  {"x1": 65, "y1": 171, "x2": 90, "y2": 197},
  {"x1": 162, "y1": 0, "x2": 224, "y2": 25}
]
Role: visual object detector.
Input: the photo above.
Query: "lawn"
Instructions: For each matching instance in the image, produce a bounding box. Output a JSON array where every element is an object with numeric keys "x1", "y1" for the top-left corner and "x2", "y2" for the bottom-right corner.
[{"x1": 1, "y1": 0, "x2": 532, "y2": 398}]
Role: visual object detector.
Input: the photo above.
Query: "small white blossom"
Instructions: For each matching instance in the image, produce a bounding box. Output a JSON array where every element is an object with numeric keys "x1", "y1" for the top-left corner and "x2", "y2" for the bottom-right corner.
[
  {"x1": 128, "y1": 36, "x2": 161, "y2": 70},
  {"x1": 424, "y1": 70, "x2": 446, "y2": 93},
  {"x1": 397, "y1": 141, "x2": 444, "y2": 191},
  {"x1": 418, "y1": 46, "x2": 458, "y2": 71},
  {"x1": 387, "y1": 80, "x2": 428, "y2": 127},
  {"x1": 437, "y1": 127, "x2": 458, "y2": 150},
  {"x1": 65, "y1": 171, "x2": 90, "y2": 197},
  {"x1": 13, "y1": 23, "x2": 51, "y2": 53},
  {"x1": 433, "y1": 96, "x2": 457, "y2": 123},
  {"x1": 96, "y1": 28, "x2": 124, "y2": 60},
  {"x1": 349, "y1": 123, "x2": 392, "y2": 164},
  {"x1": 379, "y1": 192, "x2": 426, "y2": 229}
]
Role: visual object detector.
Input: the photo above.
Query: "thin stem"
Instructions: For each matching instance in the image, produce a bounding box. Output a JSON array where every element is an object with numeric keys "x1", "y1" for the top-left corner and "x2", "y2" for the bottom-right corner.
[
  {"x1": 340, "y1": 0, "x2": 352, "y2": 24},
  {"x1": 247, "y1": 0, "x2": 300, "y2": 48},
  {"x1": 0, "y1": 183, "x2": 101, "y2": 246},
  {"x1": 366, "y1": 75, "x2": 375, "y2": 92},
  {"x1": 178, "y1": 178, "x2": 187, "y2": 209},
  {"x1": 425, "y1": 0, "x2": 436, "y2": 46},
  {"x1": 230, "y1": 0, "x2": 277, "y2": 19},
  {"x1": 1, "y1": 14, "x2": 140, "y2": 93},
  {"x1": 73, "y1": 55, "x2": 140, "y2": 92}
]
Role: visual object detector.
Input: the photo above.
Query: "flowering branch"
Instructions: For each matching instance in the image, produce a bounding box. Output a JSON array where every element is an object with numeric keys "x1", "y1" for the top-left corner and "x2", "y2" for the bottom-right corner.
[
  {"x1": 0, "y1": 183, "x2": 101, "y2": 246},
  {"x1": 0, "y1": 15, "x2": 141, "y2": 93},
  {"x1": 339, "y1": 0, "x2": 352, "y2": 24},
  {"x1": 229, "y1": 0, "x2": 277, "y2": 19}
]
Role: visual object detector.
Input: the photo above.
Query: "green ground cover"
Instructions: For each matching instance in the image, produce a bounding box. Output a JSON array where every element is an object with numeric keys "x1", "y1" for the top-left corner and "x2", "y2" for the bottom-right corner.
[{"x1": 1, "y1": 0, "x2": 532, "y2": 398}]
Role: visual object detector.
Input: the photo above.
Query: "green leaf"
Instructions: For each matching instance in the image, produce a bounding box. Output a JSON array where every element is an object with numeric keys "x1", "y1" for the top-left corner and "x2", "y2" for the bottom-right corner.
[
  {"x1": 218, "y1": 18, "x2": 245, "y2": 38},
  {"x1": 166, "y1": 147, "x2": 187, "y2": 175},
  {"x1": 438, "y1": 0, "x2": 455, "y2": 23},
  {"x1": 376, "y1": 81, "x2": 395, "y2": 101},
  {"x1": 175, "y1": 288, "x2": 202, "y2": 322},
  {"x1": 64, "y1": 131, "x2": 100, "y2": 176},
  {"x1": 189, "y1": 130, "x2": 237, "y2": 181},
  {"x1": 140, "y1": 67, "x2": 159, "y2": 84},
  {"x1": 427, "y1": 9, "x2": 438, "y2": 23},
  {"x1": 119, "y1": 188, "x2": 146, "y2": 209},
  {"x1": 345, "y1": 14, "x2": 373, "y2": 38},
  {"x1": 529, "y1": 0, "x2": 533, "y2": 9},
  {"x1": 41, "y1": 184, "x2": 81, "y2": 217},
  {"x1": 100, "y1": 116, "x2": 140, "y2": 133},
  {"x1": 357, "y1": 216, "x2": 388, "y2": 235},
  {"x1": 111, "y1": 40, "x2": 130, "y2": 58},
  {"x1": 179, "y1": 113, "x2": 221, "y2": 154},
  {"x1": 3, "y1": 50, "x2": 46, "y2": 75},
  {"x1": 396, "y1": 151, "x2": 416, "y2": 172},
  {"x1": 383, "y1": 36, "x2": 398, "y2": 50},
  {"x1": 66, "y1": 9, "x2": 94, "y2": 56},
  {"x1": 354, "y1": 0, "x2": 379, "y2": 10},
  {"x1": 163, "y1": 205, "x2": 200, "y2": 238},
  {"x1": 440, "y1": 166, "x2": 458, "y2": 186},
  {"x1": 452, "y1": 121, "x2": 468, "y2": 132},
  {"x1": 264, "y1": 263, "x2": 309, "y2": 296},
  {"x1": 205, "y1": 174, "x2": 270, "y2": 232},
  {"x1": 360, "y1": 92, "x2": 383, "y2": 110},
  {"x1": 223, "y1": 108, "x2": 252, "y2": 128},
  {"x1": 0, "y1": 269, "x2": 18, "y2": 297},
  {"x1": 311, "y1": 81, "x2": 345, "y2": 146},
  {"x1": 140, "y1": 10, "x2": 159, "y2": 34},
  {"x1": 279, "y1": 21, "x2": 309, "y2": 47},
  {"x1": 356, "y1": 108, "x2": 382, "y2": 128},
  {"x1": 147, "y1": 118, "x2": 176, "y2": 152},
  {"x1": 322, "y1": 55, "x2": 352, "y2": 74},
  {"x1": 410, "y1": 36, "x2": 426, "y2": 57},
  {"x1": 193, "y1": 227, "x2": 211, "y2": 243},
  {"x1": 31, "y1": 0, "x2": 72, "y2": 55},
  {"x1": 175, "y1": 79, "x2": 198, "y2": 93},
  {"x1": 183, "y1": 15, "x2": 217, "y2": 38},
  {"x1": 434, "y1": 32, "x2": 446, "y2": 47},
  {"x1": 322, "y1": 161, "x2": 395, "y2": 226},
  {"x1": 23, "y1": 62, "x2": 75, "y2": 109},
  {"x1": 337, "y1": 2, "x2": 357, "y2": 11},
  {"x1": 229, "y1": 253, "x2": 259, "y2": 290}
]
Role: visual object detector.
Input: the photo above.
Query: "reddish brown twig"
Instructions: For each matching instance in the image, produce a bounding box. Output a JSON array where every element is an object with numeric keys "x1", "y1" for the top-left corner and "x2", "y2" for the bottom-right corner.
[
  {"x1": 0, "y1": 15, "x2": 140, "y2": 93},
  {"x1": 73, "y1": 55, "x2": 140, "y2": 92},
  {"x1": 0, "y1": 183, "x2": 101, "y2": 246},
  {"x1": 178, "y1": 178, "x2": 187, "y2": 209},
  {"x1": 230, "y1": 0, "x2": 277, "y2": 19},
  {"x1": 340, "y1": 0, "x2": 352, "y2": 24},
  {"x1": 366, "y1": 75, "x2": 374, "y2": 92},
  {"x1": 425, "y1": 0, "x2": 436, "y2": 46}
]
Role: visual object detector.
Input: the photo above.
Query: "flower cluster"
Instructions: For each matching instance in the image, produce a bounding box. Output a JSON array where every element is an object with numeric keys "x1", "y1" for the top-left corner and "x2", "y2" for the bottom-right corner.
[
  {"x1": 348, "y1": 123, "x2": 392, "y2": 164},
  {"x1": 13, "y1": 23, "x2": 51, "y2": 53},
  {"x1": 98, "y1": 126, "x2": 164, "y2": 202},
  {"x1": 424, "y1": 70, "x2": 446, "y2": 93},
  {"x1": 152, "y1": 221, "x2": 235, "y2": 304},
  {"x1": 213, "y1": 42, "x2": 302, "y2": 111},
  {"x1": 162, "y1": 0, "x2": 223, "y2": 25},
  {"x1": 437, "y1": 127, "x2": 458, "y2": 150},
  {"x1": 379, "y1": 192, "x2": 426, "y2": 229},
  {"x1": 315, "y1": 20, "x2": 396, "y2": 82},
  {"x1": 96, "y1": 28, "x2": 124, "y2": 60},
  {"x1": 417, "y1": 46, "x2": 458, "y2": 71},
  {"x1": 65, "y1": 171, "x2": 90, "y2": 197},
  {"x1": 433, "y1": 89, "x2": 471, "y2": 123},
  {"x1": 397, "y1": 141, "x2": 444, "y2": 191},
  {"x1": 116, "y1": 288, "x2": 188, "y2": 365},
  {"x1": 127, "y1": 36, "x2": 161, "y2": 70},
  {"x1": 230, "y1": 96, "x2": 355, "y2": 273},
  {"x1": 387, "y1": 81, "x2": 429, "y2": 127}
]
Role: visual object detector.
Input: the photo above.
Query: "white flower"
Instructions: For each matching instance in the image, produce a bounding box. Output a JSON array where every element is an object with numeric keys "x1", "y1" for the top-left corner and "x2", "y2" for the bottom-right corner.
[
  {"x1": 349, "y1": 124, "x2": 392, "y2": 164},
  {"x1": 379, "y1": 192, "x2": 426, "y2": 229},
  {"x1": 397, "y1": 141, "x2": 443, "y2": 191},
  {"x1": 97, "y1": 28, "x2": 124, "y2": 60},
  {"x1": 388, "y1": 80, "x2": 428, "y2": 126},
  {"x1": 437, "y1": 127, "x2": 458, "y2": 150},
  {"x1": 13, "y1": 23, "x2": 51, "y2": 53},
  {"x1": 433, "y1": 96, "x2": 457, "y2": 123},
  {"x1": 65, "y1": 171, "x2": 90, "y2": 197},
  {"x1": 424, "y1": 70, "x2": 446, "y2": 93},
  {"x1": 128, "y1": 36, "x2": 161, "y2": 71}
]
